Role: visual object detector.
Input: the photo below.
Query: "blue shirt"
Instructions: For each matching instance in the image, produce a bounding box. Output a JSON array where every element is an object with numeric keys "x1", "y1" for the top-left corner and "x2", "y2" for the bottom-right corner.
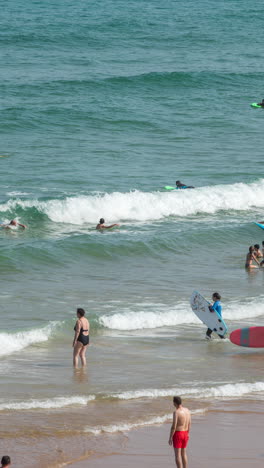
[{"x1": 212, "y1": 300, "x2": 222, "y2": 317}]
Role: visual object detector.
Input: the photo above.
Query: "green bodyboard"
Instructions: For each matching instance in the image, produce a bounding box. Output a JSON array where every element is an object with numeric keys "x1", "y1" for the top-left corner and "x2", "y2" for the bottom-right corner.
[
  {"x1": 164, "y1": 186, "x2": 176, "y2": 190},
  {"x1": 251, "y1": 103, "x2": 262, "y2": 108}
]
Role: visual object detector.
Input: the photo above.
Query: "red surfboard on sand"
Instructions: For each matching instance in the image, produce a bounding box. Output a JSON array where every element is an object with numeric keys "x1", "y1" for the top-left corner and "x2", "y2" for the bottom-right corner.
[{"x1": 230, "y1": 327, "x2": 264, "y2": 348}]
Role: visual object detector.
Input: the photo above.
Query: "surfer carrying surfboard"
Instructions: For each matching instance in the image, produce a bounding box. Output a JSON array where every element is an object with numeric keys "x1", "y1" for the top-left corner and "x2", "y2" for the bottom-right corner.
[{"x1": 206, "y1": 292, "x2": 225, "y2": 340}]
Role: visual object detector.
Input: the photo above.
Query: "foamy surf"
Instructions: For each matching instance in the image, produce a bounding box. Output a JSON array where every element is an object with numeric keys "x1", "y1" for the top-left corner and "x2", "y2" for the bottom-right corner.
[
  {"x1": 1, "y1": 178, "x2": 264, "y2": 224},
  {"x1": 99, "y1": 297, "x2": 264, "y2": 330},
  {"x1": 84, "y1": 409, "x2": 206, "y2": 435},
  {"x1": 111, "y1": 381, "x2": 264, "y2": 401},
  {"x1": 0, "y1": 395, "x2": 95, "y2": 411},
  {"x1": 0, "y1": 322, "x2": 59, "y2": 357}
]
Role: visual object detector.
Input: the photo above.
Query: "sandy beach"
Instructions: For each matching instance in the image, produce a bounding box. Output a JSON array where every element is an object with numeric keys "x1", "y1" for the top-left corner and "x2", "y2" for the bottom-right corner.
[
  {"x1": 63, "y1": 402, "x2": 264, "y2": 468},
  {"x1": 1, "y1": 399, "x2": 260, "y2": 468}
]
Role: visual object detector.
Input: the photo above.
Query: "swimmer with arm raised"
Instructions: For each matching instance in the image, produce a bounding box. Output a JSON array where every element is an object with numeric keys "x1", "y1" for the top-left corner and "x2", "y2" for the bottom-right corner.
[
  {"x1": 96, "y1": 218, "x2": 119, "y2": 230},
  {"x1": 1, "y1": 219, "x2": 27, "y2": 229}
]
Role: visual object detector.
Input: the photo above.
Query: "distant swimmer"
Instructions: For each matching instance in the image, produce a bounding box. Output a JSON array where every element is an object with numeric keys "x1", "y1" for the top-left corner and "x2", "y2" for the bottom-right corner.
[
  {"x1": 245, "y1": 246, "x2": 260, "y2": 269},
  {"x1": 169, "y1": 396, "x2": 191, "y2": 468},
  {"x1": 257, "y1": 99, "x2": 264, "y2": 107},
  {"x1": 1, "y1": 219, "x2": 27, "y2": 229},
  {"x1": 96, "y1": 218, "x2": 119, "y2": 230},
  {"x1": 176, "y1": 180, "x2": 194, "y2": 189},
  {"x1": 206, "y1": 292, "x2": 225, "y2": 340},
  {"x1": 1, "y1": 456, "x2": 11, "y2": 468},
  {"x1": 73, "y1": 308, "x2": 90, "y2": 368}
]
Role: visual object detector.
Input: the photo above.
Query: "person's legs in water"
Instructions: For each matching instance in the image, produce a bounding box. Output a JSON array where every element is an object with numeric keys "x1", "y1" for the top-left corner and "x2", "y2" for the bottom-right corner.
[
  {"x1": 73, "y1": 341, "x2": 83, "y2": 368},
  {"x1": 206, "y1": 328, "x2": 212, "y2": 339},
  {"x1": 79, "y1": 345, "x2": 88, "y2": 366}
]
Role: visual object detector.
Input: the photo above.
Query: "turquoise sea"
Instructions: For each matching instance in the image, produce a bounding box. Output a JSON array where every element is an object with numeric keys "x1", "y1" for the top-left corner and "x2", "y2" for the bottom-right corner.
[{"x1": 1, "y1": 0, "x2": 264, "y2": 466}]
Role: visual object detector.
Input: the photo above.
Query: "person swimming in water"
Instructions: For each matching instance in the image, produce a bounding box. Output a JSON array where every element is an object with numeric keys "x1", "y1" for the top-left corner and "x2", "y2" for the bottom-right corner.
[
  {"x1": 257, "y1": 99, "x2": 264, "y2": 107},
  {"x1": 176, "y1": 180, "x2": 194, "y2": 189},
  {"x1": 1, "y1": 219, "x2": 27, "y2": 229},
  {"x1": 245, "y1": 246, "x2": 260, "y2": 269},
  {"x1": 96, "y1": 218, "x2": 119, "y2": 230}
]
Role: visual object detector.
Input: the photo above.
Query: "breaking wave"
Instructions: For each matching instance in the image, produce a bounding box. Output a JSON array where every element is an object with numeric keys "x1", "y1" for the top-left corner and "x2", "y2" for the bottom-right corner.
[
  {"x1": 1, "y1": 179, "x2": 264, "y2": 225},
  {"x1": 112, "y1": 381, "x2": 264, "y2": 401},
  {"x1": 0, "y1": 322, "x2": 59, "y2": 357},
  {"x1": 0, "y1": 395, "x2": 95, "y2": 411},
  {"x1": 99, "y1": 297, "x2": 264, "y2": 330}
]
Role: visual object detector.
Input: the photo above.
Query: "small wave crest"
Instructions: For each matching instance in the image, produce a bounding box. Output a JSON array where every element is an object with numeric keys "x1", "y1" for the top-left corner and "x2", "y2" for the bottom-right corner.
[
  {"x1": 1, "y1": 179, "x2": 264, "y2": 224},
  {"x1": 0, "y1": 322, "x2": 59, "y2": 357},
  {"x1": 0, "y1": 395, "x2": 95, "y2": 411},
  {"x1": 99, "y1": 297, "x2": 264, "y2": 331},
  {"x1": 112, "y1": 381, "x2": 264, "y2": 401},
  {"x1": 84, "y1": 409, "x2": 205, "y2": 435}
]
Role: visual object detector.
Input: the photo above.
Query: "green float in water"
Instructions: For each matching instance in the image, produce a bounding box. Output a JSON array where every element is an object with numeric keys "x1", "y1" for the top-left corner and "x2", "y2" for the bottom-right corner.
[{"x1": 251, "y1": 103, "x2": 263, "y2": 108}]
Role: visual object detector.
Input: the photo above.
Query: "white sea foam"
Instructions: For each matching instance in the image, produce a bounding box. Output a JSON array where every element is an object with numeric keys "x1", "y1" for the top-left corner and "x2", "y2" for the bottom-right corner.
[
  {"x1": 85, "y1": 409, "x2": 206, "y2": 435},
  {"x1": 0, "y1": 322, "x2": 59, "y2": 357},
  {"x1": 1, "y1": 179, "x2": 264, "y2": 224},
  {"x1": 0, "y1": 395, "x2": 95, "y2": 411},
  {"x1": 99, "y1": 297, "x2": 264, "y2": 331},
  {"x1": 112, "y1": 381, "x2": 264, "y2": 401}
]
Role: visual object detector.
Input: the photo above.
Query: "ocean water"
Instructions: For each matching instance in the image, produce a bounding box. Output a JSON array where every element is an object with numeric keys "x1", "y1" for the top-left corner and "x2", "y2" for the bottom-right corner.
[{"x1": 1, "y1": 0, "x2": 264, "y2": 465}]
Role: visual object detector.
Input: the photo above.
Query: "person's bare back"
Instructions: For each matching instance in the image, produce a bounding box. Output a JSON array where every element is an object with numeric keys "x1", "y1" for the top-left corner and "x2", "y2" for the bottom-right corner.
[{"x1": 175, "y1": 406, "x2": 191, "y2": 431}]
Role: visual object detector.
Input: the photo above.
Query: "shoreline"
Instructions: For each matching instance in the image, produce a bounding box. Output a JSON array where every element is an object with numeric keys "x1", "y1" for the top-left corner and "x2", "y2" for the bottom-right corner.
[{"x1": 60, "y1": 400, "x2": 264, "y2": 467}]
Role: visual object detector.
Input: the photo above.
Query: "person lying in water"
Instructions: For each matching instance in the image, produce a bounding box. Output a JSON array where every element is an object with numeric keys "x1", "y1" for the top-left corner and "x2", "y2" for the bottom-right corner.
[
  {"x1": 176, "y1": 180, "x2": 194, "y2": 189},
  {"x1": 245, "y1": 246, "x2": 261, "y2": 269},
  {"x1": 96, "y1": 218, "x2": 119, "y2": 230},
  {"x1": 1, "y1": 219, "x2": 27, "y2": 229},
  {"x1": 257, "y1": 99, "x2": 264, "y2": 107}
]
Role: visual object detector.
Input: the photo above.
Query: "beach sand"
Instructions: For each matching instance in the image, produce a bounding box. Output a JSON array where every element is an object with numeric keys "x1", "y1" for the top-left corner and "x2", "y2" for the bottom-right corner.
[
  {"x1": 2, "y1": 400, "x2": 263, "y2": 467},
  {"x1": 64, "y1": 401, "x2": 264, "y2": 468}
]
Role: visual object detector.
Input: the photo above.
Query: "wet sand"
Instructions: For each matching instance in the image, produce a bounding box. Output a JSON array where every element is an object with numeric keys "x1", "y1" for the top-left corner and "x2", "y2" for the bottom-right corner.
[
  {"x1": 2, "y1": 400, "x2": 263, "y2": 467},
  {"x1": 65, "y1": 403, "x2": 264, "y2": 468}
]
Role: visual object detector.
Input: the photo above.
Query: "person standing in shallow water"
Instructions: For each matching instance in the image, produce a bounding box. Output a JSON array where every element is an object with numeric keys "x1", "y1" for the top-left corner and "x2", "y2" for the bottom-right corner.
[
  {"x1": 72, "y1": 308, "x2": 90, "y2": 368},
  {"x1": 169, "y1": 396, "x2": 191, "y2": 468}
]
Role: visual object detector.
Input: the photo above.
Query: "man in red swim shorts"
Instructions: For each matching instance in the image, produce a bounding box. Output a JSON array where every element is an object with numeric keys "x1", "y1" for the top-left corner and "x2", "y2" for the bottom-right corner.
[{"x1": 168, "y1": 396, "x2": 191, "y2": 468}]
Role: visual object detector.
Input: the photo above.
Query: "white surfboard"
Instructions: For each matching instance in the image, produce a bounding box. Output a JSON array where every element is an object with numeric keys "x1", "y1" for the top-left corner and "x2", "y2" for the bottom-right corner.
[{"x1": 190, "y1": 291, "x2": 228, "y2": 336}]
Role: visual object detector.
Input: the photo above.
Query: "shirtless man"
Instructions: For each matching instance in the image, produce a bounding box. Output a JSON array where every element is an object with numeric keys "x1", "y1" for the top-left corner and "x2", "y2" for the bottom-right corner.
[
  {"x1": 1, "y1": 456, "x2": 11, "y2": 468},
  {"x1": 96, "y1": 218, "x2": 119, "y2": 230},
  {"x1": 169, "y1": 396, "x2": 191, "y2": 468}
]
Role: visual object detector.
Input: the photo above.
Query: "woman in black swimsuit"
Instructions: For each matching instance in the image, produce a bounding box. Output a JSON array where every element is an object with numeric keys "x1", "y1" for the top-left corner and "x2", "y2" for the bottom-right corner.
[{"x1": 73, "y1": 308, "x2": 90, "y2": 368}]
